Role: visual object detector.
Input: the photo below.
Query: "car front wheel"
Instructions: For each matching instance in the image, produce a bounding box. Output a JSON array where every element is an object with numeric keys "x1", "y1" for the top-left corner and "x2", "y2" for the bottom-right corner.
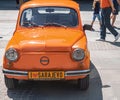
[
  {"x1": 4, "y1": 75, "x2": 18, "y2": 89},
  {"x1": 77, "y1": 75, "x2": 89, "y2": 90}
]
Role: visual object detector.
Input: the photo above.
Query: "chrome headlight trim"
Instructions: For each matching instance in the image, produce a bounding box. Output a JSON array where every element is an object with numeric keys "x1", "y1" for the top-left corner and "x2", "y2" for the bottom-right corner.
[
  {"x1": 72, "y1": 48, "x2": 85, "y2": 61},
  {"x1": 5, "y1": 48, "x2": 18, "y2": 62}
]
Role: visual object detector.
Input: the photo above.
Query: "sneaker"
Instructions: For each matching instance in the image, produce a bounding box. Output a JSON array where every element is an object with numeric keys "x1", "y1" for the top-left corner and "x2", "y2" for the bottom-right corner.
[
  {"x1": 114, "y1": 33, "x2": 120, "y2": 42},
  {"x1": 96, "y1": 38, "x2": 105, "y2": 41}
]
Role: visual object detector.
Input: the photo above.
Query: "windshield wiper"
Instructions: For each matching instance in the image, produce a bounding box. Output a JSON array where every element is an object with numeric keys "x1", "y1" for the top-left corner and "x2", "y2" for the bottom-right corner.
[
  {"x1": 43, "y1": 22, "x2": 67, "y2": 28},
  {"x1": 30, "y1": 22, "x2": 39, "y2": 27},
  {"x1": 23, "y1": 21, "x2": 43, "y2": 27}
]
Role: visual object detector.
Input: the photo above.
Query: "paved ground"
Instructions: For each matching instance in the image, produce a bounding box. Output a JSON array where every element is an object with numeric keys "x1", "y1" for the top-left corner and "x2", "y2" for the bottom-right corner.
[{"x1": 0, "y1": 0, "x2": 120, "y2": 100}]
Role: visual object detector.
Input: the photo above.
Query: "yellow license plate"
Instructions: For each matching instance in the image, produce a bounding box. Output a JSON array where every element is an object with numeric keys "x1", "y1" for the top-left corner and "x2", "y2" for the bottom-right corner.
[{"x1": 28, "y1": 71, "x2": 64, "y2": 80}]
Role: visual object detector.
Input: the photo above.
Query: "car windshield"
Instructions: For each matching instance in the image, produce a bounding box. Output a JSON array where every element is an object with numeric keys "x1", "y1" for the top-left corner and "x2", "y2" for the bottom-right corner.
[{"x1": 20, "y1": 7, "x2": 78, "y2": 27}]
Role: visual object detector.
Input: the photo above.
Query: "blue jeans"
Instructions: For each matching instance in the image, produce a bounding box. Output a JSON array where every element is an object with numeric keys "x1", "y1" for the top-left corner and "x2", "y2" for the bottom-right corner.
[
  {"x1": 93, "y1": 14, "x2": 101, "y2": 21},
  {"x1": 100, "y1": 7, "x2": 118, "y2": 39}
]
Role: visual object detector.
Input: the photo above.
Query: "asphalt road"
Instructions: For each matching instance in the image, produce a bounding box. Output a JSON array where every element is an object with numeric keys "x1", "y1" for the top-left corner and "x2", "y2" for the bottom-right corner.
[{"x1": 0, "y1": 0, "x2": 120, "y2": 100}]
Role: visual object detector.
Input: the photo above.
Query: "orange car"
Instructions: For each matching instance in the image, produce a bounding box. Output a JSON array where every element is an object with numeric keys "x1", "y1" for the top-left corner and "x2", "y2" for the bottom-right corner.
[{"x1": 2, "y1": 0, "x2": 90, "y2": 90}]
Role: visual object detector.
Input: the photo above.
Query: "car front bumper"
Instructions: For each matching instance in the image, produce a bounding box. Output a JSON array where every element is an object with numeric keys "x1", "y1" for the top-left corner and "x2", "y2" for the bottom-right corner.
[{"x1": 3, "y1": 68, "x2": 90, "y2": 76}]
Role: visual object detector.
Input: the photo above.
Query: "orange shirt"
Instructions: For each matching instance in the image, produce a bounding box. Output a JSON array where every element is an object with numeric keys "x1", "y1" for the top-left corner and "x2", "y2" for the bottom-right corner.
[{"x1": 100, "y1": 0, "x2": 111, "y2": 8}]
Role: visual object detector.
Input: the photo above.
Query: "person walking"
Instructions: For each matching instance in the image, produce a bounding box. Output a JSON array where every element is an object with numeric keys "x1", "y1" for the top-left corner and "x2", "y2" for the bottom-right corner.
[
  {"x1": 91, "y1": 0, "x2": 101, "y2": 31},
  {"x1": 98, "y1": 0, "x2": 120, "y2": 42},
  {"x1": 111, "y1": 0, "x2": 120, "y2": 26}
]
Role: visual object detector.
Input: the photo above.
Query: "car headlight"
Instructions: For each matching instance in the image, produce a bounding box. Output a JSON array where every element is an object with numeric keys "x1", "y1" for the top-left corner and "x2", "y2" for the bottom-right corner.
[
  {"x1": 72, "y1": 48, "x2": 85, "y2": 61},
  {"x1": 5, "y1": 48, "x2": 18, "y2": 61}
]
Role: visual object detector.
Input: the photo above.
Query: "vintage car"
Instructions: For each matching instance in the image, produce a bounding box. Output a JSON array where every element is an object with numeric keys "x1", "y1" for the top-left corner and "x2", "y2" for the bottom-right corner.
[{"x1": 2, "y1": 0, "x2": 90, "y2": 90}]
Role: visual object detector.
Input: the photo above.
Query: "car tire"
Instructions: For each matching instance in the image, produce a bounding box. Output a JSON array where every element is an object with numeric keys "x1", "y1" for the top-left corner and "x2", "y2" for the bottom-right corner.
[
  {"x1": 77, "y1": 75, "x2": 89, "y2": 90},
  {"x1": 4, "y1": 75, "x2": 18, "y2": 89}
]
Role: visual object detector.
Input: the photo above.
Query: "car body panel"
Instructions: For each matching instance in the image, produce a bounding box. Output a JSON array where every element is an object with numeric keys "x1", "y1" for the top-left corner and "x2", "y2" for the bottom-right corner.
[{"x1": 3, "y1": 0, "x2": 90, "y2": 81}]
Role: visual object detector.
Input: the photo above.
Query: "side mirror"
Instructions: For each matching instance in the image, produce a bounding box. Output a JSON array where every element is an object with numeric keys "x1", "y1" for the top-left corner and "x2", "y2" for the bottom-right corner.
[{"x1": 83, "y1": 24, "x2": 92, "y2": 31}]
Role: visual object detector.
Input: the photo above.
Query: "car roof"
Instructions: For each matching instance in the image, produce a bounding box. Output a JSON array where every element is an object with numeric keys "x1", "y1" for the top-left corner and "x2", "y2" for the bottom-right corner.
[{"x1": 21, "y1": 0, "x2": 79, "y2": 10}]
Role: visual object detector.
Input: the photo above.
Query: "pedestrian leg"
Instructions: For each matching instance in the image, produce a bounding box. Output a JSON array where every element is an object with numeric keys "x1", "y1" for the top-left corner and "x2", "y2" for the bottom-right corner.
[
  {"x1": 100, "y1": 9, "x2": 106, "y2": 40},
  {"x1": 104, "y1": 7, "x2": 118, "y2": 37}
]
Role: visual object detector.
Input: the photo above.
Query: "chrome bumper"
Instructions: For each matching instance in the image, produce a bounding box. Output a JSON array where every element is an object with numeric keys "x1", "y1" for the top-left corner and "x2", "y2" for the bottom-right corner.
[{"x1": 3, "y1": 69, "x2": 90, "y2": 77}]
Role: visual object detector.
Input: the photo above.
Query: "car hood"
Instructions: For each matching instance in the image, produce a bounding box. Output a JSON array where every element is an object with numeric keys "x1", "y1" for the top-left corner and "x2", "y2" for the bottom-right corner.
[{"x1": 12, "y1": 28, "x2": 84, "y2": 52}]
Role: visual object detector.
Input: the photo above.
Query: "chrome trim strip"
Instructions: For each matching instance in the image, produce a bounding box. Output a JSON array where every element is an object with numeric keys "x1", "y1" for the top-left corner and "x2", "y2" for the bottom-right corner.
[
  {"x1": 3, "y1": 69, "x2": 28, "y2": 76},
  {"x1": 65, "y1": 69, "x2": 90, "y2": 76},
  {"x1": 3, "y1": 69, "x2": 90, "y2": 77}
]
